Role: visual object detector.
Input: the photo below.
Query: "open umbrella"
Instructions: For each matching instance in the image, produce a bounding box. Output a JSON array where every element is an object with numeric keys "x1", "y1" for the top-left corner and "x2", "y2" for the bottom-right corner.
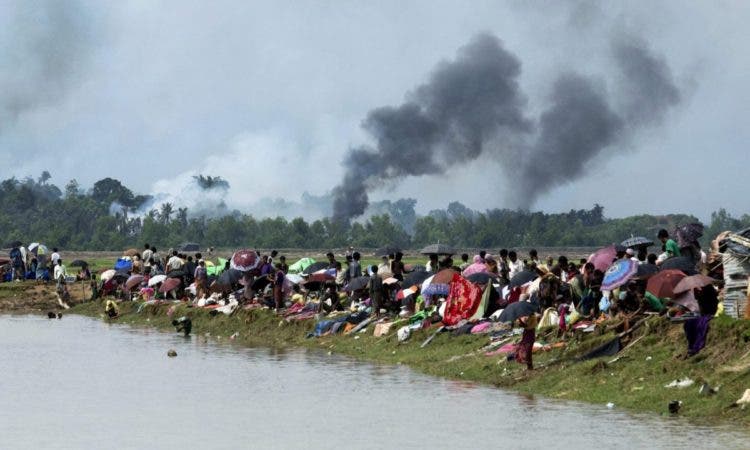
[
  {"x1": 396, "y1": 286, "x2": 418, "y2": 300},
  {"x1": 673, "y1": 275, "x2": 715, "y2": 296},
  {"x1": 113, "y1": 270, "x2": 130, "y2": 280},
  {"x1": 635, "y1": 263, "x2": 659, "y2": 278},
  {"x1": 345, "y1": 276, "x2": 370, "y2": 292},
  {"x1": 375, "y1": 246, "x2": 401, "y2": 256},
  {"x1": 461, "y1": 262, "x2": 488, "y2": 277},
  {"x1": 431, "y1": 269, "x2": 457, "y2": 285},
  {"x1": 100, "y1": 269, "x2": 116, "y2": 282},
  {"x1": 159, "y1": 277, "x2": 181, "y2": 293},
  {"x1": 4, "y1": 240, "x2": 22, "y2": 248},
  {"x1": 588, "y1": 246, "x2": 617, "y2": 272},
  {"x1": 498, "y1": 300, "x2": 539, "y2": 323},
  {"x1": 114, "y1": 258, "x2": 133, "y2": 271},
  {"x1": 124, "y1": 275, "x2": 144, "y2": 292},
  {"x1": 305, "y1": 272, "x2": 335, "y2": 284},
  {"x1": 403, "y1": 271, "x2": 431, "y2": 288},
  {"x1": 673, "y1": 289, "x2": 699, "y2": 313},
  {"x1": 601, "y1": 259, "x2": 638, "y2": 291},
  {"x1": 420, "y1": 244, "x2": 456, "y2": 256},
  {"x1": 216, "y1": 269, "x2": 243, "y2": 287},
  {"x1": 466, "y1": 272, "x2": 498, "y2": 285},
  {"x1": 661, "y1": 256, "x2": 698, "y2": 275},
  {"x1": 621, "y1": 236, "x2": 654, "y2": 248},
  {"x1": 302, "y1": 261, "x2": 330, "y2": 275},
  {"x1": 70, "y1": 259, "x2": 88, "y2": 267},
  {"x1": 28, "y1": 243, "x2": 48, "y2": 255},
  {"x1": 285, "y1": 274, "x2": 304, "y2": 285},
  {"x1": 509, "y1": 270, "x2": 537, "y2": 288},
  {"x1": 148, "y1": 274, "x2": 167, "y2": 287},
  {"x1": 646, "y1": 269, "x2": 686, "y2": 299},
  {"x1": 675, "y1": 223, "x2": 704, "y2": 247},
  {"x1": 230, "y1": 249, "x2": 260, "y2": 272},
  {"x1": 123, "y1": 248, "x2": 139, "y2": 257}
]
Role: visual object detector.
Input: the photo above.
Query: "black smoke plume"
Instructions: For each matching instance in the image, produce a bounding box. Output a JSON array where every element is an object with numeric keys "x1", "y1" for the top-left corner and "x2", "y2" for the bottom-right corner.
[{"x1": 331, "y1": 31, "x2": 681, "y2": 222}]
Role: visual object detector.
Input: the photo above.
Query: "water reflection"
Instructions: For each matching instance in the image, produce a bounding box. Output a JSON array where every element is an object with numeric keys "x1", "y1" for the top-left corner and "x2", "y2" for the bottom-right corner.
[{"x1": 0, "y1": 314, "x2": 747, "y2": 450}]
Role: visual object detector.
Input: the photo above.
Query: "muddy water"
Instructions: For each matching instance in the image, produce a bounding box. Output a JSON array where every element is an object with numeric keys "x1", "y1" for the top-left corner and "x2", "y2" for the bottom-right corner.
[{"x1": 0, "y1": 315, "x2": 745, "y2": 449}]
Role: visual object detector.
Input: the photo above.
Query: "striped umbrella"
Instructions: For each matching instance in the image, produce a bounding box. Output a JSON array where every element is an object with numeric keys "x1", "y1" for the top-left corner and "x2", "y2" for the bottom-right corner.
[{"x1": 601, "y1": 259, "x2": 639, "y2": 291}]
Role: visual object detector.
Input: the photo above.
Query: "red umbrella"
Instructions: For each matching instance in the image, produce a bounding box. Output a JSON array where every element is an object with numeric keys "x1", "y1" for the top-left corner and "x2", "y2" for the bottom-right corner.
[
  {"x1": 158, "y1": 277, "x2": 181, "y2": 293},
  {"x1": 673, "y1": 274, "x2": 715, "y2": 296},
  {"x1": 304, "y1": 273, "x2": 335, "y2": 283},
  {"x1": 230, "y1": 249, "x2": 259, "y2": 272},
  {"x1": 588, "y1": 246, "x2": 617, "y2": 272},
  {"x1": 646, "y1": 270, "x2": 686, "y2": 299},
  {"x1": 431, "y1": 269, "x2": 457, "y2": 285},
  {"x1": 124, "y1": 275, "x2": 144, "y2": 292}
]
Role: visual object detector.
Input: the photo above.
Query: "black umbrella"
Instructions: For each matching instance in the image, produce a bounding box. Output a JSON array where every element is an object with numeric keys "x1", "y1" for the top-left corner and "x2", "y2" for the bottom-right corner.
[
  {"x1": 675, "y1": 223, "x2": 704, "y2": 247},
  {"x1": 166, "y1": 269, "x2": 186, "y2": 279},
  {"x1": 661, "y1": 256, "x2": 698, "y2": 275},
  {"x1": 419, "y1": 244, "x2": 456, "y2": 256},
  {"x1": 4, "y1": 240, "x2": 22, "y2": 248},
  {"x1": 405, "y1": 264, "x2": 426, "y2": 273},
  {"x1": 635, "y1": 263, "x2": 659, "y2": 278},
  {"x1": 509, "y1": 270, "x2": 537, "y2": 287},
  {"x1": 403, "y1": 270, "x2": 431, "y2": 287},
  {"x1": 466, "y1": 272, "x2": 498, "y2": 285},
  {"x1": 251, "y1": 276, "x2": 272, "y2": 291},
  {"x1": 345, "y1": 276, "x2": 370, "y2": 292},
  {"x1": 216, "y1": 268, "x2": 243, "y2": 287},
  {"x1": 375, "y1": 246, "x2": 401, "y2": 257},
  {"x1": 70, "y1": 259, "x2": 88, "y2": 267},
  {"x1": 302, "y1": 261, "x2": 330, "y2": 275},
  {"x1": 113, "y1": 270, "x2": 130, "y2": 280},
  {"x1": 621, "y1": 236, "x2": 654, "y2": 248},
  {"x1": 498, "y1": 300, "x2": 539, "y2": 323}
]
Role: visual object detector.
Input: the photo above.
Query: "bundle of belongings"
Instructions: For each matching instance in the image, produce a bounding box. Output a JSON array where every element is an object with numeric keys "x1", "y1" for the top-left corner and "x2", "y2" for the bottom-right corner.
[{"x1": 718, "y1": 228, "x2": 750, "y2": 318}]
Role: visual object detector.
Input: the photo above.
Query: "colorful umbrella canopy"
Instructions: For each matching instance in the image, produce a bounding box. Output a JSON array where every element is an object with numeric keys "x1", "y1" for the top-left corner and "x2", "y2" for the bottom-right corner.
[
  {"x1": 147, "y1": 274, "x2": 167, "y2": 287},
  {"x1": 588, "y1": 246, "x2": 617, "y2": 272},
  {"x1": 124, "y1": 275, "x2": 144, "y2": 292},
  {"x1": 230, "y1": 249, "x2": 260, "y2": 272},
  {"x1": 646, "y1": 269, "x2": 686, "y2": 299},
  {"x1": 420, "y1": 244, "x2": 456, "y2": 256},
  {"x1": 100, "y1": 269, "x2": 116, "y2": 282},
  {"x1": 601, "y1": 259, "x2": 639, "y2": 291},
  {"x1": 28, "y1": 243, "x2": 48, "y2": 255},
  {"x1": 158, "y1": 277, "x2": 181, "y2": 293},
  {"x1": 396, "y1": 286, "x2": 418, "y2": 300},
  {"x1": 621, "y1": 236, "x2": 654, "y2": 248},
  {"x1": 673, "y1": 274, "x2": 715, "y2": 296},
  {"x1": 461, "y1": 262, "x2": 488, "y2": 277},
  {"x1": 114, "y1": 258, "x2": 133, "y2": 271}
]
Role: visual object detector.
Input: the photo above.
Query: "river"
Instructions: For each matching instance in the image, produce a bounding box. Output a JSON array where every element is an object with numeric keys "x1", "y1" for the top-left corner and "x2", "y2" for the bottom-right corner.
[{"x1": 0, "y1": 315, "x2": 746, "y2": 449}]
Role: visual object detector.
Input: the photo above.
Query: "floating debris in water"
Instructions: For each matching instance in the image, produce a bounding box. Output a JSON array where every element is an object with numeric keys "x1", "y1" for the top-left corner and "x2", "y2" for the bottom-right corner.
[{"x1": 167, "y1": 349, "x2": 177, "y2": 357}]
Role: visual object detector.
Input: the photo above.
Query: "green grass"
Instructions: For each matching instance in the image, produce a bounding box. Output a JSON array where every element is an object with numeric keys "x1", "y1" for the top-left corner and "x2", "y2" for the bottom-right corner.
[{"x1": 67, "y1": 299, "x2": 750, "y2": 425}]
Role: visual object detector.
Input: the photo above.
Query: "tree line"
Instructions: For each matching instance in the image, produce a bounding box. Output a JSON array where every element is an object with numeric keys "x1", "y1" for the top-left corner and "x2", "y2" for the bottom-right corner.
[{"x1": 2, "y1": 174, "x2": 748, "y2": 251}]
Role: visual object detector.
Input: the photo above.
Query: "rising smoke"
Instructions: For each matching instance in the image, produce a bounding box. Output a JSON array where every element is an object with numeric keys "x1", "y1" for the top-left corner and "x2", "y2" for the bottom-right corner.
[
  {"x1": 332, "y1": 32, "x2": 681, "y2": 222},
  {"x1": 0, "y1": 0, "x2": 93, "y2": 129}
]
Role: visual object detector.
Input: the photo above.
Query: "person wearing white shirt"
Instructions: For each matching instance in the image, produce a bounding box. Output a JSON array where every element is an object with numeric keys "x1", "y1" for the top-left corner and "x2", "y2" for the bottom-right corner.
[
  {"x1": 142, "y1": 244, "x2": 153, "y2": 265},
  {"x1": 53, "y1": 259, "x2": 67, "y2": 283},
  {"x1": 167, "y1": 251, "x2": 183, "y2": 272},
  {"x1": 51, "y1": 248, "x2": 61, "y2": 266},
  {"x1": 508, "y1": 250, "x2": 525, "y2": 279}
]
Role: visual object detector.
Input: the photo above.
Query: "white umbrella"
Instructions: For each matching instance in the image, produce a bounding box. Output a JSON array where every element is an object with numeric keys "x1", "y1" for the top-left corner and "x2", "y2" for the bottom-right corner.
[
  {"x1": 100, "y1": 269, "x2": 116, "y2": 282},
  {"x1": 28, "y1": 243, "x2": 48, "y2": 255},
  {"x1": 148, "y1": 274, "x2": 167, "y2": 287}
]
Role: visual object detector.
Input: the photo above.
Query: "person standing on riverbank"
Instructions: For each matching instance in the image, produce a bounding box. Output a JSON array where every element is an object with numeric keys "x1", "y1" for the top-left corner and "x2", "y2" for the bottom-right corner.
[
  {"x1": 194, "y1": 260, "x2": 207, "y2": 299},
  {"x1": 370, "y1": 265, "x2": 384, "y2": 318}
]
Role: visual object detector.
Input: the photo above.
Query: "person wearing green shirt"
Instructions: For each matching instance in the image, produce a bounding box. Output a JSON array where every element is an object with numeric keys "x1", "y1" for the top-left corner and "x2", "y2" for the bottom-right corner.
[{"x1": 658, "y1": 229, "x2": 680, "y2": 258}]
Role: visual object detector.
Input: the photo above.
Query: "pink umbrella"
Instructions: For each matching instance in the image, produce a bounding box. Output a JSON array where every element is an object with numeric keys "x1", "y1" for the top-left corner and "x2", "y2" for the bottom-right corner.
[
  {"x1": 461, "y1": 262, "x2": 488, "y2": 277},
  {"x1": 230, "y1": 249, "x2": 259, "y2": 272},
  {"x1": 588, "y1": 246, "x2": 618, "y2": 272},
  {"x1": 124, "y1": 275, "x2": 144, "y2": 292},
  {"x1": 158, "y1": 277, "x2": 181, "y2": 293}
]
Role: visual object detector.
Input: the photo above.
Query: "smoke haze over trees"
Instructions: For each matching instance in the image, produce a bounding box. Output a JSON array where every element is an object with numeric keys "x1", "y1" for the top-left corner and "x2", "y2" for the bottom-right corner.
[{"x1": 1, "y1": 174, "x2": 743, "y2": 252}]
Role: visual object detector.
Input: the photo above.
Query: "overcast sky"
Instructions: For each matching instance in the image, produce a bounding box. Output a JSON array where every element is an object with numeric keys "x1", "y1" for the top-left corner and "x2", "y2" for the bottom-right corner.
[{"x1": 1, "y1": 0, "x2": 748, "y2": 221}]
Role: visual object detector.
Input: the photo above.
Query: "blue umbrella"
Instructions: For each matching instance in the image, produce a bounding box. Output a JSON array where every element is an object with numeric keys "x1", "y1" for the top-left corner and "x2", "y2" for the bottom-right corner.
[
  {"x1": 114, "y1": 258, "x2": 133, "y2": 271},
  {"x1": 601, "y1": 259, "x2": 638, "y2": 291}
]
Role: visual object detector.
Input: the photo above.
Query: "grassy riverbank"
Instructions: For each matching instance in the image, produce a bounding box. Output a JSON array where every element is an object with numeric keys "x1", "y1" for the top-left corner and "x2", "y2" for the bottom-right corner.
[{"x1": 64, "y1": 298, "x2": 750, "y2": 425}]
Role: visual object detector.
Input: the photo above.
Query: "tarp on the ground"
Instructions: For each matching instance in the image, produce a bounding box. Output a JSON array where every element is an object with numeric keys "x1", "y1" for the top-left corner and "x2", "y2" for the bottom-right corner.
[{"x1": 289, "y1": 257, "x2": 316, "y2": 274}]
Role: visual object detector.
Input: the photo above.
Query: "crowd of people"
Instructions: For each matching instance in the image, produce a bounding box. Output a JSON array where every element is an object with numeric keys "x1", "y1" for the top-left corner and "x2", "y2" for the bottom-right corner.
[{"x1": 4, "y1": 222, "x2": 736, "y2": 370}]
